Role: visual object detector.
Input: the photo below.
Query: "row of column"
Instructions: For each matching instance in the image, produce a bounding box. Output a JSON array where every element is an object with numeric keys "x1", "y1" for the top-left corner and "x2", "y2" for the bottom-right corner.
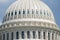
[{"x1": 2, "y1": 30, "x2": 60, "y2": 40}]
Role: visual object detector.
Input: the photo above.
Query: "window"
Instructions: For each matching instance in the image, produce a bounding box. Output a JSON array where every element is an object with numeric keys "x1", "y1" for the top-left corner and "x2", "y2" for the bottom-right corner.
[
  {"x1": 40, "y1": 11, "x2": 42, "y2": 14},
  {"x1": 27, "y1": 31, "x2": 30, "y2": 39},
  {"x1": 8, "y1": 12, "x2": 10, "y2": 16},
  {"x1": 16, "y1": 32, "x2": 19, "y2": 39},
  {"x1": 11, "y1": 32, "x2": 13, "y2": 40},
  {"x1": 38, "y1": 31, "x2": 40, "y2": 39},
  {"x1": 44, "y1": 11, "x2": 45, "y2": 15},
  {"x1": 47, "y1": 12, "x2": 49, "y2": 16},
  {"x1": 6, "y1": 14, "x2": 7, "y2": 18},
  {"x1": 7, "y1": 33, "x2": 9, "y2": 40},
  {"x1": 48, "y1": 33, "x2": 50, "y2": 40},
  {"x1": 15, "y1": 11, "x2": 17, "y2": 15},
  {"x1": 33, "y1": 31, "x2": 36, "y2": 39},
  {"x1": 3, "y1": 34, "x2": 5, "y2": 40},
  {"x1": 23, "y1": 10, "x2": 25, "y2": 14},
  {"x1": 19, "y1": 11, "x2": 21, "y2": 14},
  {"x1": 43, "y1": 32, "x2": 45, "y2": 39},
  {"x1": 11, "y1": 12, "x2": 13, "y2": 16},
  {"x1": 21, "y1": 31, "x2": 24, "y2": 39}
]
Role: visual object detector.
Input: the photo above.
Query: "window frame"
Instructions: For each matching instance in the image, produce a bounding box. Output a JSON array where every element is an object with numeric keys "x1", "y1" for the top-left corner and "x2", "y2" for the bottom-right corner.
[
  {"x1": 11, "y1": 32, "x2": 13, "y2": 40},
  {"x1": 21, "y1": 31, "x2": 25, "y2": 39},
  {"x1": 38, "y1": 31, "x2": 41, "y2": 39},
  {"x1": 16, "y1": 31, "x2": 19, "y2": 39},
  {"x1": 3, "y1": 34, "x2": 5, "y2": 40},
  {"x1": 27, "y1": 31, "x2": 30, "y2": 39},
  {"x1": 7, "y1": 33, "x2": 9, "y2": 40},
  {"x1": 33, "y1": 31, "x2": 36, "y2": 39}
]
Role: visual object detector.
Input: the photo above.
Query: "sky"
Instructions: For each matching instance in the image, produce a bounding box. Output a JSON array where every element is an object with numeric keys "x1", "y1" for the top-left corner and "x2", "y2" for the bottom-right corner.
[{"x1": 0, "y1": 0, "x2": 60, "y2": 28}]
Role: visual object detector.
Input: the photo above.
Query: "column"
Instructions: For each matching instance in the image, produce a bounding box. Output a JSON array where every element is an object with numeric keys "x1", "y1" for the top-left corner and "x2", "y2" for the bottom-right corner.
[
  {"x1": 59, "y1": 35, "x2": 60, "y2": 40},
  {"x1": 57, "y1": 33, "x2": 58, "y2": 40},
  {"x1": 19, "y1": 31, "x2": 21, "y2": 39},
  {"x1": 0, "y1": 33, "x2": 2, "y2": 40},
  {"x1": 41, "y1": 30, "x2": 43, "y2": 40},
  {"x1": 25, "y1": 31, "x2": 27, "y2": 39},
  {"x1": 13, "y1": 11, "x2": 14, "y2": 19},
  {"x1": 14, "y1": 32, "x2": 16, "y2": 40},
  {"x1": 30, "y1": 31, "x2": 33, "y2": 39},
  {"x1": 36, "y1": 30, "x2": 38, "y2": 39},
  {"x1": 17, "y1": 10, "x2": 18, "y2": 19},
  {"x1": 50, "y1": 31, "x2": 52, "y2": 40},
  {"x1": 58, "y1": 34, "x2": 59, "y2": 40},
  {"x1": 5, "y1": 33, "x2": 7, "y2": 40},
  {"x1": 58, "y1": 33, "x2": 59, "y2": 40},
  {"x1": 55, "y1": 33, "x2": 57, "y2": 40},
  {"x1": 45, "y1": 31, "x2": 48, "y2": 40},
  {"x1": 2, "y1": 33, "x2": 3, "y2": 40},
  {"x1": 54, "y1": 32, "x2": 56, "y2": 40}
]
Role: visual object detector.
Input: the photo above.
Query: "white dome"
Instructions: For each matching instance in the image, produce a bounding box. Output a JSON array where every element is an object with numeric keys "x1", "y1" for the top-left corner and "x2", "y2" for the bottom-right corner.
[
  {"x1": 0, "y1": 0, "x2": 60, "y2": 40},
  {"x1": 2, "y1": 0, "x2": 57, "y2": 29}
]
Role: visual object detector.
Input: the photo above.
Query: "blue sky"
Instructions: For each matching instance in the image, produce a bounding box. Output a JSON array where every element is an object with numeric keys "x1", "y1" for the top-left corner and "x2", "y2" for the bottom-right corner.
[{"x1": 0, "y1": 0, "x2": 60, "y2": 28}]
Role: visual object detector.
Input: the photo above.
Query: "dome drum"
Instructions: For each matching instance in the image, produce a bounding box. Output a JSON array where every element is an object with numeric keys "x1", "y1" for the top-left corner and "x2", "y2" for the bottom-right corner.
[
  {"x1": 3, "y1": 9, "x2": 54, "y2": 23},
  {"x1": 0, "y1": 26, "x2": 60, "y2": 40}
]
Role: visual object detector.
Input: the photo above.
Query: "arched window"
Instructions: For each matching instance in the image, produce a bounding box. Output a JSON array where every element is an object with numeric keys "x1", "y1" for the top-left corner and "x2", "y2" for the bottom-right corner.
[
  {"x1": 11, "y1": 12, "x2": 13, "y2": 16},
  {"x1": 23, "y1": 10, "x2": 25, "y2": 14},
  {"x1": 48, "y1": 33, "x2": 50, "y2": 40},
  {"x1": 21, "y1": 31, "x2": 24, "y2": 39},
  {"x1": 7, "y1": 33, "x2": 9, "y2": 40},
  {"x1": 11, "y1": 32, "x2": 13, "y2": 40},
  {"x1": 8, "y1": 12, "x2": 10, "y2": 16},
  {"x1": 40, "y1": 10, "x2": 42, "y2": 15},
  {"x1": 27, "y1": 31, "x2": 30, "y2": 39},
  {"x1": 19, "y1": 10, "x2": 21, "y2": 14},
  {"x1": 16, "y1": 32, "x2": 19, "y2": 39},
  {"x1": 47, "y1": 12, "x2": 49, "y2": 16},
  {"x1": 6, "y1": 14, "x2": 7, "y2": 18},
  {"x1": 38, "y1": 31, "x2": 41, "y2": 39},
  {"x1": 3, "y1": 34, "x2": 5, "y2": 40},
  {"x1": 33, "y1": 31, "x2": 36, "y2": 39},
  {"x1": 43, "y1": 32, "x2": 45, "y2": 39},
  {"x1": 44, "y1": 11, "x2": 45, "y2": 15}
]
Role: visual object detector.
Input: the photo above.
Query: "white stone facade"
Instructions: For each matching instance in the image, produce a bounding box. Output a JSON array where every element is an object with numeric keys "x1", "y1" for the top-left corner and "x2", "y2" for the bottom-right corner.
[
  {"x1": 0, "y1": 0, "x2": 60, "y2": 40},
  {"x1": 0, "y1": 27, "x2": 60, "y2": 40}
]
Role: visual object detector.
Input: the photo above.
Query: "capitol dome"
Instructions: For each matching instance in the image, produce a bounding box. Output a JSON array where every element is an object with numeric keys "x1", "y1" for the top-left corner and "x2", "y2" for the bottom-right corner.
[
  {"x1": 3, "y1": 0, "x2": 57, "y2": 28},
  {"x1": 0, "y1": 0, "x2": 60, "y2": 40}
]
